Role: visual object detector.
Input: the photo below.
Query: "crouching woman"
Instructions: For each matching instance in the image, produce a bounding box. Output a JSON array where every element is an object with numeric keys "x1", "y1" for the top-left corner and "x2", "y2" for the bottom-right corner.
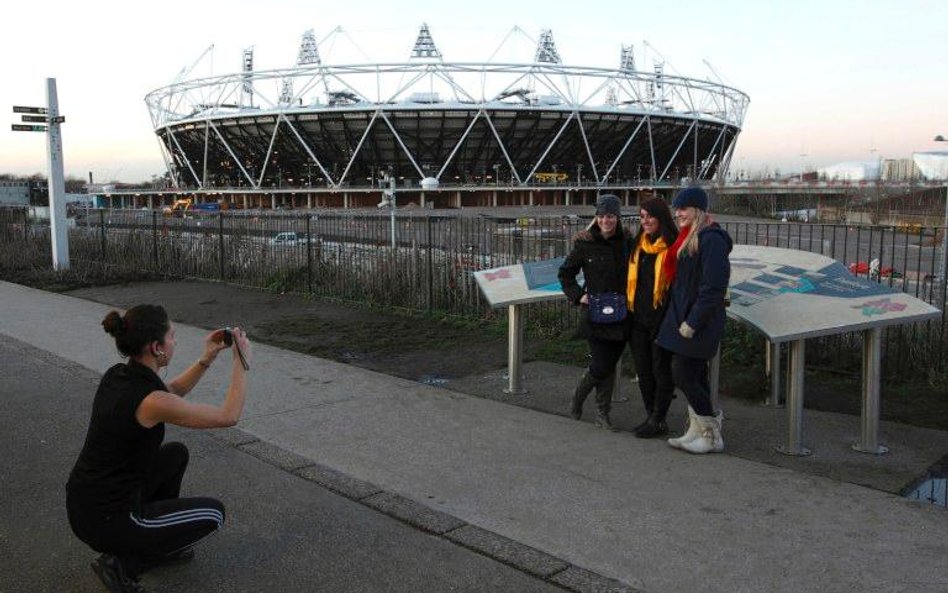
[{"x1": 66, "y1": 304, "x2": 252, "y2": 592}]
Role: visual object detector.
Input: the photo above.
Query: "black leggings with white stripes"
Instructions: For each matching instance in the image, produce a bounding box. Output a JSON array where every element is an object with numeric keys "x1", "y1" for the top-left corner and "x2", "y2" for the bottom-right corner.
[{"x1": 67, "y1": 442, "x2": 225, "y2": 575}]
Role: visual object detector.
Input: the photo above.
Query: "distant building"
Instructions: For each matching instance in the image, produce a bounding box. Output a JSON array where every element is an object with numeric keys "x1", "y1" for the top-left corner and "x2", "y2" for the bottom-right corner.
[
  {"x1": 912, "y1": 151, "x2": 948, "y2": 180},
  {"x1": 0, "y1": 180, "x2": 44, "y2": 206},
  {"x1": 817, "y1": 161, "x2": 881, "y2": 181},
  {"x1": 0, "y1": 181, "x2": 29, "y2": 205},
  {"x1": 881, "y1": 158, "x2": 922, "y2": 182}
]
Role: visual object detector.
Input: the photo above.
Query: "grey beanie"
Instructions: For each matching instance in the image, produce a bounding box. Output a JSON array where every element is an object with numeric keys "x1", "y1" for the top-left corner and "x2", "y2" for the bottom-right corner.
[{"x1": 594, "y1": 194, "x2": 622, "y2": 217}]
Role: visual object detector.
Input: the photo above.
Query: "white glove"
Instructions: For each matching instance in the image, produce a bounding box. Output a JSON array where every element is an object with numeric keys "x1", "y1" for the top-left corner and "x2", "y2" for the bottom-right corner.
[{"x1": 679, "y1": 321, "x2": 695, "y2": 339}]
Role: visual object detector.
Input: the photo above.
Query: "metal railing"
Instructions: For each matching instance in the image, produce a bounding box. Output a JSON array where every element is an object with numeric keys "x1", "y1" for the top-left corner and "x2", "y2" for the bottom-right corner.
[{"x1": 3, "y1": 207, "x2": 945, "y2": 379}]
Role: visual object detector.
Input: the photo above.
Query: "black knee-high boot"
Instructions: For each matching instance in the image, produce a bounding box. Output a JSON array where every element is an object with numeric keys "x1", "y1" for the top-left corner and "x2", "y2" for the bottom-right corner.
[
  {"x1": 594, "y1": 373, "x2": 618, "y2": 431},
  {"x1": 570, "y1": 370, "x2": 597, "y2": 420}
]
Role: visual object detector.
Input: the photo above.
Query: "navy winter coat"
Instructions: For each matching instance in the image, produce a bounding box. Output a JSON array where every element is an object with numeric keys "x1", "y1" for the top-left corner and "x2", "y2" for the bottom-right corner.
[
  {"x1": 558, "y1": 224, "x2": 631, "y2": 342},
  {"x1": 656, "y1": 224, "x2": 732, "y2": 360}
]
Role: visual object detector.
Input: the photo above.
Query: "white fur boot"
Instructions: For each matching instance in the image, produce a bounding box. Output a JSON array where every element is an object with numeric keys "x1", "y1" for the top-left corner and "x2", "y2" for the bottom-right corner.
[
  {"x1": 680, "y1": 411, "x2": 725, "y2": 454},
  {"x1": 667, "y1": 406, "x2": 701, "y2": 449}
]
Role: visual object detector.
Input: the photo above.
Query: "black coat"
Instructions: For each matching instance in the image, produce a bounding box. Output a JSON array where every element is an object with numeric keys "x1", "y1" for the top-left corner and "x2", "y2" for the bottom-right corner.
[{"x1": 558, "y1": 225, "x2": 631, "y2": 342}]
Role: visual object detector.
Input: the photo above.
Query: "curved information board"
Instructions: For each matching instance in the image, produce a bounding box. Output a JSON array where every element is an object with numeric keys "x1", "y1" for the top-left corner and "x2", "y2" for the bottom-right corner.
[{"x1": 728, "y1": 245, "x2": 940, "y2": 342}]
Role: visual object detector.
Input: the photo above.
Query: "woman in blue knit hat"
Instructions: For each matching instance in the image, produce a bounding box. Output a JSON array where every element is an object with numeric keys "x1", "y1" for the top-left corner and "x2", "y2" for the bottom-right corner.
[
  {"x1": 655, "y1": 187, "x2": 732, "y2": 453},
  {"x1": 558, "y1": 194, "x2": 631, "y2": 431}
]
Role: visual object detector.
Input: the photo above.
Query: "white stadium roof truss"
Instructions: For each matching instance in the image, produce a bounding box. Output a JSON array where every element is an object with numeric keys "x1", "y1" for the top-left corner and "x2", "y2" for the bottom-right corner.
[{"x1": 147, "y1": 51, "x2": 748, "y2": 190}]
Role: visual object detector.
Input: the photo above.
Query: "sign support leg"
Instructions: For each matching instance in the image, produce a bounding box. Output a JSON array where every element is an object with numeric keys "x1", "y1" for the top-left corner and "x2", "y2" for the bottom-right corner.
[
  {"x1": 853, "y1": 327, "x2": 888, "y2": 454},
  {"x1": 776, "y1": 339, "x2": 810, "y2": 456},
  {"x1": 504, "y1": 304, "x2": 526, "y2": 395},
  {"x1": 765, "y1": 341, "x2": 783, "y2": 407}
]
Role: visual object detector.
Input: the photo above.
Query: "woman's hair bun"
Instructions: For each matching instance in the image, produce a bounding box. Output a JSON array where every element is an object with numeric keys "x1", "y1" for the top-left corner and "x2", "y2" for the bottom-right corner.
[{"x1": 101, "y1": 311, "x2": 125, "y2": 337}]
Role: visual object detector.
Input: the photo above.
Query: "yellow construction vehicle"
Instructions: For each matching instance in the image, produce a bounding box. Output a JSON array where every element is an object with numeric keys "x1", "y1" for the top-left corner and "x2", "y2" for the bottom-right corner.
[{"x1": 162, "y1": 198, "x2": 193, "y2": 217}]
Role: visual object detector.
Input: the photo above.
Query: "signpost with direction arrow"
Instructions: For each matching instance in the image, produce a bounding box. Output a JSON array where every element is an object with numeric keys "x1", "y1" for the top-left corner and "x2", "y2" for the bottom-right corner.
[{"x1": 11, "y1": 80, "x2": 70, "y2": 269}]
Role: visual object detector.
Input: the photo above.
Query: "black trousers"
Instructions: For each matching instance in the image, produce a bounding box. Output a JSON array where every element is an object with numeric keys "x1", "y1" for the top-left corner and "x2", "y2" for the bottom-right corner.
[
  {"x1": 629, "y1": 320, "x2": 674, "y2": 418},
  {"x1": 587, "y1": 337, "x2": 627, "y2": 380},
  {"x1": 671, "y1": 354, "x2": 714, "y2": 417},
  {"x1": 67, "y1": 442, "x2": 225, "y2": 576}
]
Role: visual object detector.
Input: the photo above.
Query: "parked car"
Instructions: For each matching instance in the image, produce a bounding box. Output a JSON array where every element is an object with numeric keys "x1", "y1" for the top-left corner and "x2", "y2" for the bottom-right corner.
[
  {"x1": 268, "y1": 232, "x2": 312, "y2": 247},
  {"x1": 848, "y1": 259, "x2": 902, "y2": 279}
]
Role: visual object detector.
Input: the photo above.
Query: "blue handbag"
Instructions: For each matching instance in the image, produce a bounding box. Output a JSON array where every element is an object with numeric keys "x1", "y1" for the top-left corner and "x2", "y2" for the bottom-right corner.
[{"x1": 587, "y1": 292, "x2": 627, "y2": 324}]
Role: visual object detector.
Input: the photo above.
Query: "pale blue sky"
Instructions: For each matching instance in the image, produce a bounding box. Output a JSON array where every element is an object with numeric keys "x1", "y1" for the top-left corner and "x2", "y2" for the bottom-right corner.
[{"x1": 2, "y1": 0, "x2": 945, "y2": 182}]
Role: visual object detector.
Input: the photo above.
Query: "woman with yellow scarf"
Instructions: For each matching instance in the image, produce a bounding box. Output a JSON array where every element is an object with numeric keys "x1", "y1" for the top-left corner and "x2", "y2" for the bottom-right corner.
[{"x1": 627, "y1": 197, "x2": 679, "y2": 438}]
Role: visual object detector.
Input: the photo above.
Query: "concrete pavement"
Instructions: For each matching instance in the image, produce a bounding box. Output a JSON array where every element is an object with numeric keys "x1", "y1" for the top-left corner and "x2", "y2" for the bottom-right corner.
[
  {"x1": 2, "y1": 280, "x2": 947, "y2": 593},
  {"x1": 0, "y1": 334, "x2": 569, "y2": 593}
]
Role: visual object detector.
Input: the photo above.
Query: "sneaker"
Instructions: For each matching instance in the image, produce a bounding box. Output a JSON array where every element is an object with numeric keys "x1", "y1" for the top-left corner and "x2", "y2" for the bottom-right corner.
[{"x1": 91, "y1": 554, "x2": 145, "y2": 593}]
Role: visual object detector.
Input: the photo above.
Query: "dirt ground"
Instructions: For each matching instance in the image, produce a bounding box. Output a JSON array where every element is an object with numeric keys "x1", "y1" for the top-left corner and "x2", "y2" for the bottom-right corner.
[
  {"x1": 66, "y1": 280, "x2": 516, "y2": 383},
  {"x1": 64, "y1": 279, "x2": 948, "y2": 431}
]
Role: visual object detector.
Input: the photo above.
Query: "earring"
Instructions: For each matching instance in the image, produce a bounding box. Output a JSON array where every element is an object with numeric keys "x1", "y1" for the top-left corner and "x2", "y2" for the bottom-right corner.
[{"x1": 156, "y1": 350, "x2": 168, "y2": 367}]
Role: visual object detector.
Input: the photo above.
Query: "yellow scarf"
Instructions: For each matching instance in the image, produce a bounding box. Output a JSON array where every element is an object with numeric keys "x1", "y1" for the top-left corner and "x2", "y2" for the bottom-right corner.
[{"x1": 627, "y1": 234, "x2": 671, "y2": 311}]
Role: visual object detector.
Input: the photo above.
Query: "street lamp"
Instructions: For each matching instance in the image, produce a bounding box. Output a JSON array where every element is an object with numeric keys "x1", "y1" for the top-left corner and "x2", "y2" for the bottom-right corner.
[{"x1": 934, "y1": 135, "x2": 948, "y2": 304}]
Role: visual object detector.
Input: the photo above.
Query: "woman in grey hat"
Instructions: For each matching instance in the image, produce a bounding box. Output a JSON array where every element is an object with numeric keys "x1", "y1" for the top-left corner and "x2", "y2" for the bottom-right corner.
[
  {"x1": 655, "y1": 187, "x2": 732, "y2": 453},
  {"x1": 558, "y1": 194, "x2": 631, "y2": 431}
]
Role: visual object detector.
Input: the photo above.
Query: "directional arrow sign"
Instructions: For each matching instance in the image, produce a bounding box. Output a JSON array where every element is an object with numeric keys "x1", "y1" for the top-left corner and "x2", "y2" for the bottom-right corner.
[
  {"x1": 13, "y1": 105, "x2": 47, "y2": 115},
  {"x1": 21, "y1": 114, "x2": 48, "y2": 123},
  {"x1": 11, "y1": 124, "x2": 47, "y2": 132},
  {"x1": 50, "y1": 115, "x2": 65, "y2": 124}
]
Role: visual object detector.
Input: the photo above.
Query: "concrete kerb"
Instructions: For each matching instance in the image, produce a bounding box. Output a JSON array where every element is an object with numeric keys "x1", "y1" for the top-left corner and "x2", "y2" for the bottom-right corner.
[{"x1": 207, "y1": 428, "x2": 638, "y2": 593}]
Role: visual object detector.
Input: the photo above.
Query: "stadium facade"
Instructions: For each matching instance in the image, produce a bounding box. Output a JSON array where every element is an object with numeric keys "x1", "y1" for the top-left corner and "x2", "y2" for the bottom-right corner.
[{"x1": 142, "y1": 25, "x2": 749, "y2": 208}]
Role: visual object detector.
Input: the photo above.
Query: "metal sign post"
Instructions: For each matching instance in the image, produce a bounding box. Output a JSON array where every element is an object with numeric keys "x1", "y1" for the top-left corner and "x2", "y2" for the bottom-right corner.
[
  {"x1": 11, "y1": 79, "x2": 69, "y2": 269},
  {"x1": 45, "y1": 79, "x2": 69, "y2": 270}
]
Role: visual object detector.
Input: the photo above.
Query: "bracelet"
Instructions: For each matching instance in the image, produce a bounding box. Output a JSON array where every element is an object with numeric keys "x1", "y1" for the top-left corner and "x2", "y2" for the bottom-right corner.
[{"x1": 197, "y1": 358, "x2": 211, "y2": 369}]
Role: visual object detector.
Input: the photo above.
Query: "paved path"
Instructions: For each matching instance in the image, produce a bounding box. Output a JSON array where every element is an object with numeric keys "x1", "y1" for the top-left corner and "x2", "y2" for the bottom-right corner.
[{"x1": 2, "y1": 281, "x2": 947, "y2": 593}]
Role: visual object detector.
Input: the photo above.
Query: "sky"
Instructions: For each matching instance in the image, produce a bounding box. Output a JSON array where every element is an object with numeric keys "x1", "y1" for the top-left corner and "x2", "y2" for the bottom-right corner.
[{"x1": 1, "y1": 0, "x2": 946, "y2": 183}]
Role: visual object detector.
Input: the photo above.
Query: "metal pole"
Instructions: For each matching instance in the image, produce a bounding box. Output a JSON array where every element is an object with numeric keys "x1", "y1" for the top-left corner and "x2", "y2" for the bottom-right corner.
[
  {"x1": 389, "y1": 176, "x2": 397, "y2": 250},
  {"x1": 152, "y1": 210, "x2": 159, "y2": 271},
  {"x1": 940, "y1": 184, "x2": 948, "y2": 311},
  {"x1": 504, "y1": 304, "x2": 526, "y2": 395},
  {"x1": 218, "y1": 212, "x2": 226, "y2": 280},
  {"x1": 45, "y1": 78, "x2": 69, "y2": 270},
  {"x1": 853, "y1": 327, "x2": 888, "y2": 454},
  {"x1": 426, "y1": 216, "x2": 433, "y2": 312},
  {"x1": 776, "y1": 339, "x2": 810, "y2": 456}
]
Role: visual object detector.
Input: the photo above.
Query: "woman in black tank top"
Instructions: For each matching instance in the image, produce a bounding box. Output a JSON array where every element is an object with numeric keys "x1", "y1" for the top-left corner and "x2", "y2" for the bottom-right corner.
[{"x1": 66, "y1": 304, "x2": 252, "y2": 593}]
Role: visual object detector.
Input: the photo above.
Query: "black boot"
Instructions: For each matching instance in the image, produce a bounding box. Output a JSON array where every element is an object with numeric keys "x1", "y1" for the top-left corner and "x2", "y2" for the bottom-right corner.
[
  {"x1": 635, "y1": 383, "x2": 673, "y2": 438},
  {"x1": 570, "y1": 371, "x2": 597, "y2": 420},
  {"x1": 634, "y1": 413, "x2": 669, "y2": 438},
  {"x1": 594, "y1": 373, "x2": 618, "y2": 432}
]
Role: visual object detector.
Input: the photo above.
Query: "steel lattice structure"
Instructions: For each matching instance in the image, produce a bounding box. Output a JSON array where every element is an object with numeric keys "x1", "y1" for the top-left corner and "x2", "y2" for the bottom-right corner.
[{"x1": 145, "y1": 26, "x2": 750, "y2": 191}]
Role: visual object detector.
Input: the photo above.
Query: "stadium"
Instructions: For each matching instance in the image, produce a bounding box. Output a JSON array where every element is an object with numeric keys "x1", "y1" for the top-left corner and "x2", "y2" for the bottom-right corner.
[{"x1": 142, "y1": 25, "x2": 750, "y2": 209}]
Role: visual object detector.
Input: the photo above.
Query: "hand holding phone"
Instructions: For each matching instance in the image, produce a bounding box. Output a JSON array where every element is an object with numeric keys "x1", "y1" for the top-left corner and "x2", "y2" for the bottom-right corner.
[{"x1": 222, "y1": 327, "x2": 250, "y2": 371}]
